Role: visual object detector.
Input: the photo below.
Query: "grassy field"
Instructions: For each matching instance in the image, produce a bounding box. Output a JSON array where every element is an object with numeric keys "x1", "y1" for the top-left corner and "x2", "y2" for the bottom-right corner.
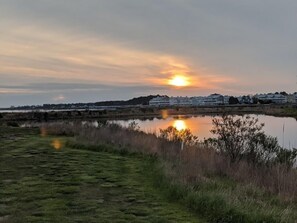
[
  {"x1": 69, "y1": 142, "x2": 297, "y2": 223},
  {"x1": 1, "y1": 127, "x2": 297, "y2": 223},
  {"x1": 0, "y1": 127, "x2": 202, "y2": 223}
]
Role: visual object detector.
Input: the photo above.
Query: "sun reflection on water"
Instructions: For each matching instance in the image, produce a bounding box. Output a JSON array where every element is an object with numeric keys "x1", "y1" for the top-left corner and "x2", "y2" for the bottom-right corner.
[
  {"x1": 161, "y1": 109, "x2": 169, "y2": 119},
  {"x1": 173, "y1": 120, "x2": 187, "y2": 131}
]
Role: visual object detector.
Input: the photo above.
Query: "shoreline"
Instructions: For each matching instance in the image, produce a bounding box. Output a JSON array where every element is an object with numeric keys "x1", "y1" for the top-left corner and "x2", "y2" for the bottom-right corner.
[{"x1": 0, "y1": 104, "x2": 296, "y2": 122}]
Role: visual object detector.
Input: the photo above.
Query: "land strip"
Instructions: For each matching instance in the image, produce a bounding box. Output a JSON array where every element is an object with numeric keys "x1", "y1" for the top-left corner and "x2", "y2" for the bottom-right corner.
[{"x1": 0, "y1": 104, "x2": 296, "y2": 123}]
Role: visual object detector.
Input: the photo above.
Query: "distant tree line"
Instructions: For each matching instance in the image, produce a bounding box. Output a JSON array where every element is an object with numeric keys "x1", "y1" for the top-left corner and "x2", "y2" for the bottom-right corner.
[{"x1": 4, "y1": 95, "x2": 164, "y2": 110}]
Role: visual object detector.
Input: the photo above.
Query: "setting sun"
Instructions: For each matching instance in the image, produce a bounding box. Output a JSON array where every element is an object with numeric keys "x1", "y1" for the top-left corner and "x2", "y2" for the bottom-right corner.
[{"x1": 168, "y1": 75, "x2": 190, "y2": 87}]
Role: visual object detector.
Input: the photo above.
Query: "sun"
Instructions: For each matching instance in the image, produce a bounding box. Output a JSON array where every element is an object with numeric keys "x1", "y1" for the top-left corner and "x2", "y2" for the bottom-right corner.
[{"x1": 168, "y1": 75, "x2": 190, "y2": 87}]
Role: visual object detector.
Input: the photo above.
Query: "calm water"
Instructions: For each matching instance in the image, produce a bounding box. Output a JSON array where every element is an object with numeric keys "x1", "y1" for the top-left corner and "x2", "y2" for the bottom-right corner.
[{"x1": 111, "y1": 115, "x2": 297, "y2": 149}]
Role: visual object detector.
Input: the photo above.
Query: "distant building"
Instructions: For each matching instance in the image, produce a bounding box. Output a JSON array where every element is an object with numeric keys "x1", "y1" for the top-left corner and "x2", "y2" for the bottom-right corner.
[
  {"x1": 204, "y1": 94, "x2": 224, "y2": 105},
  {"x1": 238, "y1": 95, "x2": 253, "y2": 104},
  {"x1": 191, "y1": 97, "x2": 206, "y2": 106},
  {"x1": 148, "y1": 92, "x2": 295, "y2": 107},
  {"x1": 255, "y1": 93, "x2": 287, "y2": 104},
  {"x1": 287, "y1": 94, "x2": 297, "y2": 104},
  {"x1": 149, "y1": 96, "x2": 170, "y2": 106},
  {"x1": 223, "y1": 96, "x2": 230, "y2": 105},
  {"x1": 169, "y1": 97, "x2": 192, "y2": 106}
]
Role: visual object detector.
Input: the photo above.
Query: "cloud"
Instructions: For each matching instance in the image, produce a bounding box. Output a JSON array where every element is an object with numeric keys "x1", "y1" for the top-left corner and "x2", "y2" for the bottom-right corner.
[
  {"x1": 0, "y1": 23, "x2": 234, "y2": 91},
  {"x1": 1, "y1": 0, "x2": 297, "y2": 106},
  {"x1": 53, "y1": 95, "x2": 66, "y2": 102}
]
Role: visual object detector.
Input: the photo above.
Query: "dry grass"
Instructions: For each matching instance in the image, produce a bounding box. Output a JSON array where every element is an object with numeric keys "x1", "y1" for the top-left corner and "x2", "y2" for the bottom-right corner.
[{"x1": 42, "y1": 122, "x2": 297, "y2": 202}]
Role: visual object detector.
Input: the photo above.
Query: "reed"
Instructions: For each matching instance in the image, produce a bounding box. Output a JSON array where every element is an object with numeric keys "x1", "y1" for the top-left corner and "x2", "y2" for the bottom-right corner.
[{"x1": 42, "y1": 121, "x2": 297, "y2": 202}]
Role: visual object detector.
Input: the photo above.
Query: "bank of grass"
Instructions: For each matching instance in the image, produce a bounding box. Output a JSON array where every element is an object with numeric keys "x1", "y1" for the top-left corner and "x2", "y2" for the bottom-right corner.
[
  {"x1": 47, "y1": 122, "x2": 297, "y2": 201},
  {"x1": 48, "y1": 121, "x2": 297, "y2": 222},
  {"x1": 281, "y1": 107, "x2": 297, "y2": 118},
  {"x1": 0, "y1": 127, "x2": 202, "y2": 222},
  {"x1": 68, "y1": 141, "x2": 297, "y2": 223},
  {"x1": 1, "y1": 126, "x2": 297, "y2": 222}
]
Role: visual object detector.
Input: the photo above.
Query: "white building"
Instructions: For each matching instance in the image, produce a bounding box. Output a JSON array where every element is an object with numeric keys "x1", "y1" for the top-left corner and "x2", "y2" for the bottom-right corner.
[
  {"x1": 223, "y1": 96, "x2": 230, "y2": 105},
  {"x1": 191, "y1": 97, "x2": 206, "y2": 106},
  {"x1": 149, "y1": 94, "x2": 229, "y2": 106},
  {"x1": 255, "y1": 93, "x2": 288, "y2": 104},
  {"x1": 169, "y1": 97, "x2": 192, "y2": 106},
  {"x1": 287, "y1": 94, "x2": 296, "y2": 104},
  {"x1": 204, "y1": 94, "x2": 224, "y2": 105},
  {"x1": 149, "y1": 96, "x2": 170, "y2": 106}
]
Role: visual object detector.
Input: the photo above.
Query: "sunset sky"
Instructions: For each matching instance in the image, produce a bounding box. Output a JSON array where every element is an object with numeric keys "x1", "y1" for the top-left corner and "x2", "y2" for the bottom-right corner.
[{"x1": 1, "y1": 0, "x2": 297, "y2": 107}]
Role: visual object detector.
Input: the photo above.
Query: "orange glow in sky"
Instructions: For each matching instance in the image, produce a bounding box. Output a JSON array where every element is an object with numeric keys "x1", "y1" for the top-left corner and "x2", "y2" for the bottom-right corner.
[{"x1": 168, "y1": 75, "x2": 190, "y2": 87}]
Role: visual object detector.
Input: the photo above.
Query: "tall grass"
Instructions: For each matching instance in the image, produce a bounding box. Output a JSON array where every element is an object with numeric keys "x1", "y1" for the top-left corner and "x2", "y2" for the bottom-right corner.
[
  {"x1": 42, "y1": 122, "x2": 297, "y2": 222},
  {"x1": 42, "y1": 122, "x2": 297, "y2": 201}
]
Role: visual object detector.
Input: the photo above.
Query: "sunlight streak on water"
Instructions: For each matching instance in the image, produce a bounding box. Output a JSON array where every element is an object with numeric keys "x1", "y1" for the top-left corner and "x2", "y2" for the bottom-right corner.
[{"x1": 161, "y1": 109, "x2": 169, "y2": 119}]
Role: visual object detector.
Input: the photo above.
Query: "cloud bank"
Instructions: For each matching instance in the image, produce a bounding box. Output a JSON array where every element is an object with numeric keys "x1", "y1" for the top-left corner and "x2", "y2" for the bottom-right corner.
[{"x1": 1, "y1": 0, "x2": 296, "y2": 106}]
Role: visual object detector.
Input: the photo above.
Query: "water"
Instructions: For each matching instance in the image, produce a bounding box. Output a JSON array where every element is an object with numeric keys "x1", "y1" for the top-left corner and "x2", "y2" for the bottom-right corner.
[{"x1": 111, "y1": 115, "x2": 297, "y2": 149}]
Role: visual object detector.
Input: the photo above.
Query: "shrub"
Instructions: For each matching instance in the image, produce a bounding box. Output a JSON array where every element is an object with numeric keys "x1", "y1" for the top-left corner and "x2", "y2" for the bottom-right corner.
[
  {"x1": 210, "y1": 115, "x2": 297, "y2": 166},
  {"x1": 275, "y1": 147, "x2": 297, "y2": 167}
]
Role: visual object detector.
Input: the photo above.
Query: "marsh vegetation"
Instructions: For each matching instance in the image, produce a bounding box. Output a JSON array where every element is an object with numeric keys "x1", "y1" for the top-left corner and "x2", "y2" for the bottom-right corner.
[
  {"x1": 1, "y1": 114, "x2": 297, "y2": 222},
  {"x1": 39, "y1": 115, "x2": 297, "y2": 222}
]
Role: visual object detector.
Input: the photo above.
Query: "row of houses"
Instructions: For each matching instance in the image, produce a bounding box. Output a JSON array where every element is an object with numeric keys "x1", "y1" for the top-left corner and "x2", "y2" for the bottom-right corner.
[
  {"x1": 149, "y1": 94, "x2": 228, "y2": 106},
  {"x1": 255, "y1": 93, "x2": 297, "y2": 104},
  {"x1": 149, "y1": 93, "x2": 297, "y2": 107}
]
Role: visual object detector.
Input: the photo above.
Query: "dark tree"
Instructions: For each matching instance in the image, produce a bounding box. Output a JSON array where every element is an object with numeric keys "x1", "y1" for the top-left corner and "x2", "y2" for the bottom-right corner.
[
  {"x1": 43, "y1": 112, "x2": 48, "y2": 122},
  {"x1": 229, "y1": 96, "x2": 239, "y2": 104}
]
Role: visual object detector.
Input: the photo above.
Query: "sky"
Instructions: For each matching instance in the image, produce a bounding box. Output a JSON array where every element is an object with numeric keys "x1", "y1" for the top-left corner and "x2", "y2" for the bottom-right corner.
[{"x1": 1, "y1": 0, "x2": 297, "y2": 107}]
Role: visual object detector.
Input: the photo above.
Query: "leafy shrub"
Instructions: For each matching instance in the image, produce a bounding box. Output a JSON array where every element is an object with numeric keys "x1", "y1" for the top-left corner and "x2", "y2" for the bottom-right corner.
[
  {"x1": 210, "y1": 115, "x2": 297, "y2": 166},
  {"x1": 210, "y1": 115, "x2": 264, "y2": 162}
]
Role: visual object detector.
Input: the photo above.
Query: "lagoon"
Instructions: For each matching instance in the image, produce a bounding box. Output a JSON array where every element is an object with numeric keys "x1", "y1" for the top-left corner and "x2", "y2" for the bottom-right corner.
[{"x1": 111, "y1": 115, "x2": 297, "y2": 150}]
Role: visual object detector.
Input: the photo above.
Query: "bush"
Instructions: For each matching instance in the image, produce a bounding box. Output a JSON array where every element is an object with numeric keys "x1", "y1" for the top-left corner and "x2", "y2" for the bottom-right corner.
[
  {"x1": 209, "y1": 115, "x2": 297, "y2": 165},
  {"x1": 275, "y1": 148, "x2": 297, "y2": 167},
  {"x1": 210, "y1": 115, "x2": 264, "y2": 162}
]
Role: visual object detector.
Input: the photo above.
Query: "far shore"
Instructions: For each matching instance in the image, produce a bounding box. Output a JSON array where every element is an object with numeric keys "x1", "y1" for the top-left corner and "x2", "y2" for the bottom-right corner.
[{"x1": 0, "y1": 104, "x2": 296, "y2": 123}]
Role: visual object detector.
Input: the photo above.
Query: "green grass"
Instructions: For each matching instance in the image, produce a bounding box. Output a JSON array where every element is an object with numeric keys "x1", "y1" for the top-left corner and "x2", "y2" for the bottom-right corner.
[
  {"x1": 1, "y1": 127, "x2": 296, "y2": 223},
  {"x1": 152, "y1": 174, "x2": 297, "y2": 223},
  {"x1": 62, "y1": 141, "x2": 297, "y2": 222},
  {"x1": 282, "y1": 107, "x2": 297, "y2": 118},
  {"x1": 0, "y1": 127, "x2": 202, "y2": 223}
]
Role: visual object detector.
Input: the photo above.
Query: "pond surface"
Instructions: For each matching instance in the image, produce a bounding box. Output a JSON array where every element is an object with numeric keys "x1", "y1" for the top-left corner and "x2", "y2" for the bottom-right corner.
[{"x1": 111, "y1": 115, "x2": 297, "y2": 150}]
